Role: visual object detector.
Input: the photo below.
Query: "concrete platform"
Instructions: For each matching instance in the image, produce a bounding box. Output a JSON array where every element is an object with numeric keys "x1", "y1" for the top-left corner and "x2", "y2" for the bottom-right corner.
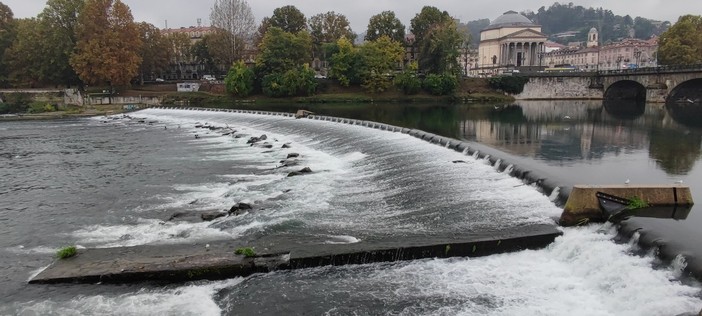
[
  {"x1": 560, "y1": 185, "x2": 694, "y2": 226},
  {"x1": 30, "y1": 225, "x2": 562, "y2": 284}
]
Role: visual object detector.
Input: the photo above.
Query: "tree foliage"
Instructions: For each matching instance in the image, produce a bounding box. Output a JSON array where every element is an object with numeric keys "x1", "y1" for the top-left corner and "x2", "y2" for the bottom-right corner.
[
  {"x1": 329, "y1": 37, "x2": 359, "y2": 86},
  {"x1": 358, "y1": 35, "x2": 404, "y2": 93},
  {"x1": 3, "y1": 18, "x2": 43, "y2": 86},
  {"x1": 269, "y1": 5, "x2": 306, "y2": 34},
  {"x1": 410, "y1": 6, "x2": 451, "y2": 47},
  {"x1": 0, "y1": 1, "x2": 16, "y2": 86},
  {"x1": 37, "y1": 0, "x2": 83, "y2": 86},
  {"x1": 394, "y1": 61, "x2": 421, "y2": 95},
  {"x1": 167, "y1": 32, "x2": 192, "y2": 79},
  {"x1": 309, "y1": 11, "x2": 355, "y2": 44},
  {"x1": 418, "y1": 18, "x2": 463, "y2": 75},
  {"x1": 136, "y1": 22, "x2": 170, "y2": 83},
  {"x1": 410, "y1": 6, "x2": 461, "y2": 75},
  {"x1": 658, "y1": 15, "x2": 702, "y2": 65},
  {"x1": 191, "y1": 34, "x2": 217, "y2": 75},
  {"x1": 365, "y1": 11, "x2": 405, "y2": 43},
  {"x1": 256, "y1": 26, "x2": 312, "y2": 76},
  {"x1": 225, "y1": 60, "x2": 254, "y2": 97},
  {"x1": 488, "y1": 76, "x2": 530, "y2": 94},
  {"x1": 261, "y1": 65, "x2": 316, "y2": 97},
  {"x1": 70, "y1": 0, "x2": 142, "y2": 87},
  {"x1": 210, "y1": 0, "x2": 256, "y2": 65},
  {"x1": 423, "y1": 73, "x2": 458, "y2": 96}
]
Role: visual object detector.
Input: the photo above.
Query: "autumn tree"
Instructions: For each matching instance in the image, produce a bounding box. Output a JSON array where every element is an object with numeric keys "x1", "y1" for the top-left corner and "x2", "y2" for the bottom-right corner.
[
  {"x1": 136, "y1": 22, "x2": 170, "y2": 83},
  {"x1": 365, "y1": 11, "x2": 405, "y2": 43},
  {"x1": 225, "y1": 60, "x2": 254, "y2": 97},
  {"x1": 658, "y1": 15, "x2": 702, "y2": 65},
  {"x1": 269, "y1": 5, "x2": 306, "y2": 34},
  {"x1": 38, "y1": 0, "x2": 83, "y2": 86},
  {"x1": 210, "y1": 0, "x2": 256, "y2": 65},
  {"x1": 70, "y1": 0, "x2": 142, "y2": 89}
]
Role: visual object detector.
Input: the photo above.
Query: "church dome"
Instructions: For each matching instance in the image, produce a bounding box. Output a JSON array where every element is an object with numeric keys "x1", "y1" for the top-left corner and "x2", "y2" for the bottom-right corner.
[
  {"x1": 488, "y1": 10, "x2": 535, "y2": 28},
  {"x1": 589, "y1": 27, "x2": 598, "y2": 33}
]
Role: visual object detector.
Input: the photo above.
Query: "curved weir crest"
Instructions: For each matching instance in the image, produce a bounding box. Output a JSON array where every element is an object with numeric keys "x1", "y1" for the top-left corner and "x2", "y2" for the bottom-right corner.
[{"x1": 2, "y1": 107, "x2": 701, "y2": 315}]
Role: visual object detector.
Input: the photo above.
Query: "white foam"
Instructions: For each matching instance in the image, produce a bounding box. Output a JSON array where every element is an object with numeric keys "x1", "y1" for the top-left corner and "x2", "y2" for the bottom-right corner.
[
  {"x1": 9, "y1": 278, "x2": 243, "y2": 316},
  {"x1": 71, "y1": 219, "x2": 232, "y2": 247},
  {"x1": 324, "y1": 235, "x2": 361, "y2": 244},
  {"x1": 323, "y1": 225, "x2": 702, "y2": 315}
]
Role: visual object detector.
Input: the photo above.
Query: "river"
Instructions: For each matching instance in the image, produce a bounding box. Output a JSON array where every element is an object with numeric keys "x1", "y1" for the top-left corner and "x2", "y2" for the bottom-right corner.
[{"x1": 0, "y1": 101, "x2": 700, "y2": 315}]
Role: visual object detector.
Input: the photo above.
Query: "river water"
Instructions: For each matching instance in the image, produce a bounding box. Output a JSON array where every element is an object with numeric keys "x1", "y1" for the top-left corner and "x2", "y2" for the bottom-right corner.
[{"x1": 0, "y1": 103, "x2": 700, "y2": 315}]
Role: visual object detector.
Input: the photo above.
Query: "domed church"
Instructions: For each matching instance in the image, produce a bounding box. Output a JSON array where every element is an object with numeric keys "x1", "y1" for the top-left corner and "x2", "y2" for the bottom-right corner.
[{"x1": 477, "y1": 11, "x2": 547, "y2": 74}]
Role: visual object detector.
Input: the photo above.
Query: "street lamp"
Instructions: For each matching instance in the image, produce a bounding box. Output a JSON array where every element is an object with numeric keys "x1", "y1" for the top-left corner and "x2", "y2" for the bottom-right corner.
[
  {"x1": 538, "y1": 52, "x2": 544, "y2": 67},
  {"x1": 616, "y1": 56, "x2": 623, "y2": 70},
  {"x1": 634, "y1": 49, "x2": 642, "y2": 68}
]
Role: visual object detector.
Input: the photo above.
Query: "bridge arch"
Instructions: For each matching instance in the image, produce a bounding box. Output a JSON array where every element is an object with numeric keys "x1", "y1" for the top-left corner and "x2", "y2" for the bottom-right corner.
[
  {"x1": 603, "y1": 80, "x2": 647, "y2": 102},
  {"x1": 667, "y1": 78, "x2": 702, "y2": 104}
]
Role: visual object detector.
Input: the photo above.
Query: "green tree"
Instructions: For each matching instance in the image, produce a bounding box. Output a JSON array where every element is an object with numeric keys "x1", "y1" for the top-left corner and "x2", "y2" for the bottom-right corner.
[
  {"x1": 410, "y1": 6, "x2": 451, "y2": 46},
  {"x1": 418, "y1": 18, "x2": 463, "y2": 75},
  {"x1": 70, "y1": 0, "x2": 142, "y2": 88},
  {"x1": 210, "y1": 0, "x2": 256, "y2": 65},
  {"x1": 255, "y1": 26, "x2": 312, "y2": 76},
  {"x1": 365, "y1": 11, "x2": 405, "y2": 43},
  {"x1": 658, "y1": 15, "x2": 702, "y2": 65},
  {"x1": 192, "y1": 34, "x2": 217, "y2": 75},
  {"x1": 281, "y1": 64, "x2": 316, "y2": 96},
  {"x1": 329, "y1": 36, "x2": 359, "y2": 86},
  {"x1": 0, "y1": 2, "x2": 16, "y2": 86},
  {"x1": 38, "y1": 0, "x2": 84, "y2": 86},
  {"x1": 358, "y1": 35, "x2": 404, "y2": 93},
  {"x1": 136, "y1": 22, "x2": 170, "y2": 84},
  {"x1": 309, "y1": 11, "x2": 355, "y2": 44},
  {"x1": 410, "y1": 6, "x2": 459, "y2": 74},
  {"x1": 269, "y1": 5, "x2": 306, "y2": 34},
  {"x1": 3, "y1": 18, "x2": 43, "y2": 86},
  {"x1": 225, "y1": 60, "x2": 254, "y2": 97},
  {"x1": 166, "y1": 32, "x2": 192, "y2": 80},
  {"x1": 394, "y1": 61, "x2": 421, "y2": 95}
]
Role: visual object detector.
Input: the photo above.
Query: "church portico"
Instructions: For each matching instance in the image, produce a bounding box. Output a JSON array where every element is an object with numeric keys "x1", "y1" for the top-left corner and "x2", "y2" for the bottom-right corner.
[{"x1": 478, "y1": 11, "x2": 547, "y2": 74}]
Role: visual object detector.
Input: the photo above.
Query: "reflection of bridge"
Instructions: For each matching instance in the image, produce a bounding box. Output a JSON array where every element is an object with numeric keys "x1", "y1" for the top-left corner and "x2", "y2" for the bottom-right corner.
[{"x1": 517, "y1": 65, "x2": 702, "y2": 103}]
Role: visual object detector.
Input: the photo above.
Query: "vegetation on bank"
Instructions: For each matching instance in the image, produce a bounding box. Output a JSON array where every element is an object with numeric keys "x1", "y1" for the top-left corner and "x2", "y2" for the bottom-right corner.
[{"x1": 234, "y1": 247, "x2": 256, "y2": 257}]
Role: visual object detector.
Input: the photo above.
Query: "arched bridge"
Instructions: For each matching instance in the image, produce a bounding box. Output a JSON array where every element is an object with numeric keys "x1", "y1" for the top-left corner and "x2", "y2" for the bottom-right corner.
[{"x1": 517, "y1": 65, "x2": 702, "y2": 104}]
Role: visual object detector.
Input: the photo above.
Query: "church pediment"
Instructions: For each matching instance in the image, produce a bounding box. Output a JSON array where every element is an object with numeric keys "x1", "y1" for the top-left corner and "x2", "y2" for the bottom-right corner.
[{"x1": 500, "y1": 29, "x2": 547, "y2": 40}]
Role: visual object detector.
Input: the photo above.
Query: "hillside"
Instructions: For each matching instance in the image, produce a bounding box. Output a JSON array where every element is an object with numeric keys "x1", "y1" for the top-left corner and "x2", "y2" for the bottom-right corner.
[{"x1": 462, "y1": 3, "x2": 670, "y2": 47}]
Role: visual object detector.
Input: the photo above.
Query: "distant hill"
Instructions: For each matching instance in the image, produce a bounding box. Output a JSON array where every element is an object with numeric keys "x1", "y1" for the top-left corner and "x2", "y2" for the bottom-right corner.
[{"x1": 462, "y1": 3, "x2": 670, "y2": 47}]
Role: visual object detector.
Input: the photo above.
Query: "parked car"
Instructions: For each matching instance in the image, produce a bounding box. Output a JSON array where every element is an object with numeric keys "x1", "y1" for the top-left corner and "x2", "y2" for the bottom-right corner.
[
  {"x1": 155, "y1": 78, "x2": 165, "y2": 82},
  {"x1": 202, "y1": 75, "x2": 216, "y2": 81}
]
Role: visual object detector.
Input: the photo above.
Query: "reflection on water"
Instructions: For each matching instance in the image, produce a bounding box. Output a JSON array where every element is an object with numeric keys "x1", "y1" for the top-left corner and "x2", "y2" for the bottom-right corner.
[{"x1": 237, "y1": 100, "x2": 702, "y2": 177}]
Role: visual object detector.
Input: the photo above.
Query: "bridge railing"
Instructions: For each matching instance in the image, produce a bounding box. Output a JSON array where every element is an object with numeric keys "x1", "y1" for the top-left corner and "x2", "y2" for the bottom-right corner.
[{"x1": 517, "y1": 64, "x2": 702, "y2": 78}]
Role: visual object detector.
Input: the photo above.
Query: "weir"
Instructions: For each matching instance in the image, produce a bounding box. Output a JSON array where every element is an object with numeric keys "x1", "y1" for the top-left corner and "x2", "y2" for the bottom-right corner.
[
  {"x1": 28, "y1": 107, "x2": 697, "y2": 284},
  {"x1": 30, "y1": 225, "x2": 561, "y2": 284}
]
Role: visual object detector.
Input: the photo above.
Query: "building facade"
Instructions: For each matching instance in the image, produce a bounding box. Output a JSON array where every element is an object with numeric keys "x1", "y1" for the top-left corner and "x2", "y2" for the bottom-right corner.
[
  {"x1": 598, "y1": 37, "x2": 658, "y2": 70},
  {"x1": 477, "y1": 11, "x2": 548, "y2": 75}
]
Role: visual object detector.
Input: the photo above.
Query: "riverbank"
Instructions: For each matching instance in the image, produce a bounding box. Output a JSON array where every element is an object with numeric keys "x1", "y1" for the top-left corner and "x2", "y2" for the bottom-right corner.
[{"x1": 0, "y1": 105, "x2": 129, "y2": 121}]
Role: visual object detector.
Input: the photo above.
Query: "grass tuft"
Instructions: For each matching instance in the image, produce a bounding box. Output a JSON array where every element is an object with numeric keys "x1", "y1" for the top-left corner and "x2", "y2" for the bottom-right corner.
[
  {"x1": 56, "y1": 246, "x2": 77, "y2": 259},
  {"x1": 234, "y1": 247, "x2": 256, "y2": 257}
]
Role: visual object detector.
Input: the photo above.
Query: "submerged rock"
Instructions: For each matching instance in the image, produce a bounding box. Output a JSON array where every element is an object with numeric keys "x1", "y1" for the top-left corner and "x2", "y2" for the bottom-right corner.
[
  {"x1": 282, "y1": 143, "x2": 292, "y2": 149},
  {"x1": 228, "y1": 203, "x2": 253, "y2": 216},
  {"x1": 201, "y1": 212, "x2": 227, "y2": 221},
  {"x1": 287, "y1": 167, "x2": 313, "y2": 177},
  {"x1": 287, "y1": 153, "x2": 300, "y2": 159}
]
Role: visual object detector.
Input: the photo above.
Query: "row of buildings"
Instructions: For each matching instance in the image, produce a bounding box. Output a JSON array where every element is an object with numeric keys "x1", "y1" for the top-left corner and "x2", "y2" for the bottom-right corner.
[{"x1": 475, "y1": 10, "x2": 659, "y2": 75}]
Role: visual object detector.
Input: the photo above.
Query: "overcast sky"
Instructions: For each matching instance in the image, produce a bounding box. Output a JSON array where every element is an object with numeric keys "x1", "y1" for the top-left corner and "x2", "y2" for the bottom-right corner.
[{"x1": 2, "y1": 0, "x2": 699, "y2": 33}]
